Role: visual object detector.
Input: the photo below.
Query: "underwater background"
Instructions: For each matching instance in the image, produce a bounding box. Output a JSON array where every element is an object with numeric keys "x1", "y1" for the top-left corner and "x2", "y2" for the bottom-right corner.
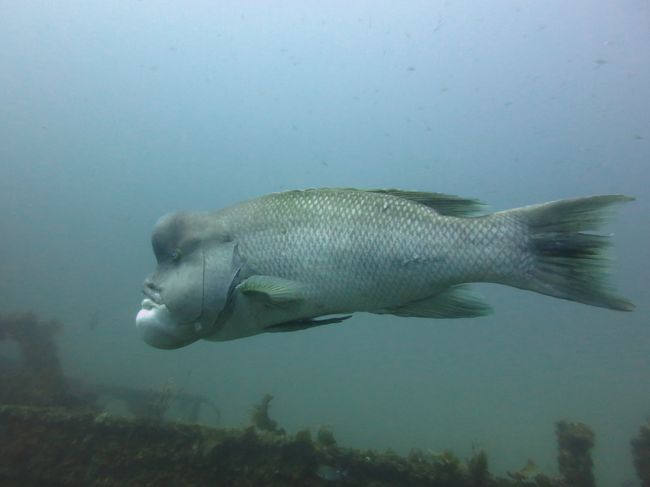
[{"x1": 1, "y1": 1, "x2": 648, "y2": 485}]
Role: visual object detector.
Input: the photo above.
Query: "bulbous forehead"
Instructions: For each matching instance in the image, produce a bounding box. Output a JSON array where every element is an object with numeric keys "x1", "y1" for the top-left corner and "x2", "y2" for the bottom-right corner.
[
  {"x1": 152, "y1": 212, "x2": 191, "y2": 249},
  {"x1": 150, "y1": 212, "x2": 214, "y2": 262}
]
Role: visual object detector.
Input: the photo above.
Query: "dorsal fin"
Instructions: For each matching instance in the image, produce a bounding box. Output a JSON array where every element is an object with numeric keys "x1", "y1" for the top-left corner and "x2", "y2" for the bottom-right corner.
[{"x1": 367, "y1": 189, "x2": 485, "y2": 216}]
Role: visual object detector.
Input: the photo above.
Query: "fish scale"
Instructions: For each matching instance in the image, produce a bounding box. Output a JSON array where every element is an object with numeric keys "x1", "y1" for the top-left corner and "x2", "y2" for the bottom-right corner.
[{"x1": 218, "y1": 189, "x2": 524, "y2": 314}]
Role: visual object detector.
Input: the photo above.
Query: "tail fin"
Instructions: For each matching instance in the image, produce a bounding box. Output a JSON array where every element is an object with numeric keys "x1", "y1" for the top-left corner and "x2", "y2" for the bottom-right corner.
[{"x1": 515, "y1": 195, "x2": 634, "y2": 311}]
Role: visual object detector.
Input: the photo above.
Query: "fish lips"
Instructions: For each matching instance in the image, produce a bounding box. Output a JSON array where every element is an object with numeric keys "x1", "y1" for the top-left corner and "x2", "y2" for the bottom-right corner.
[
  {"x1": 136, "y1": 240, "x2": 241, "y2": 348},
  {"x1": 136, "y1": 299, "x2": 199, "y2": 349}
]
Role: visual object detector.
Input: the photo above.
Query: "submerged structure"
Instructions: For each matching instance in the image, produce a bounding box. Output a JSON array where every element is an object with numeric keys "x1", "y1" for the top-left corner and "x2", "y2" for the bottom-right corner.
[
  {"x1": 0, "y1": 312, "x2": 644, "y2": 486},
  {"x1": 632, "y1": 421, "x2": 650, "y2": 487}
]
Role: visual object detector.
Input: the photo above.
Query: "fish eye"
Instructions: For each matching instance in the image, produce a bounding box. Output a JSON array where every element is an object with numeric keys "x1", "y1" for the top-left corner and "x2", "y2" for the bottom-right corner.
[{"x1": 170, "y1": 248, "x2": 182, "y2": 261}]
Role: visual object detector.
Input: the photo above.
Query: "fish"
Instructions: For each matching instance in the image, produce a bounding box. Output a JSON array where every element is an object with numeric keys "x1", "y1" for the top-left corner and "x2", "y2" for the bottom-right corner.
[{"x1": 135, "y1": 188, "x2": 634, "y2": 349}]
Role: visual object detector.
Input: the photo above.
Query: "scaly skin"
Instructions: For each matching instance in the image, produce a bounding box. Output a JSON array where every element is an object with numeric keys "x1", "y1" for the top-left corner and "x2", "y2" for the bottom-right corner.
[{"x1": 215, "y1": 189, "x2": 528, "y2": 315}]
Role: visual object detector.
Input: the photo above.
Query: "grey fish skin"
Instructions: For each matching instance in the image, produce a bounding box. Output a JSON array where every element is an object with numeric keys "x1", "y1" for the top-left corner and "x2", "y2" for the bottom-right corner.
[
  {"x1": 222, "y1": 190, "x2": 515, "y2": 313},
  {"x1": 136, "y1": 188, "x2": 633, "y2": 349}
]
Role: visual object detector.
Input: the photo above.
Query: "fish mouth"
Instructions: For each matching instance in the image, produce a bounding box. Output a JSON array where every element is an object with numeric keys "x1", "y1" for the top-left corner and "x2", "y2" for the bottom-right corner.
[
  {"x1": 140, "y1": 298, "x2": 160, "y2": 311},
  {"x1": 142, "y1": 286, "x2": 163, "y2": 305}
]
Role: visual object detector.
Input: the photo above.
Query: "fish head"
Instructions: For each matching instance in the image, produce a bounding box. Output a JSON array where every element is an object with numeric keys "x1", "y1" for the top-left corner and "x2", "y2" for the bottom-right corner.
[{"x1": 136, "y1": 211, "x2": 241, "y2": 349}]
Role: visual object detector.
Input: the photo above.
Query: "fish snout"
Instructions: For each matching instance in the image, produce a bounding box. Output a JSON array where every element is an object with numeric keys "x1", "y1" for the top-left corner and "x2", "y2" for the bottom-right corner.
[{"x1": 142, "y1": 278, "x2": 162, "y2": 304}]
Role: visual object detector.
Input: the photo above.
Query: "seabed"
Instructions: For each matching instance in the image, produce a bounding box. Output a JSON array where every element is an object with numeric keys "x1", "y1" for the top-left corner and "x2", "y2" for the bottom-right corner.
[{"x1": 1, "y1": 312, "x2": 648, "y2": 487}]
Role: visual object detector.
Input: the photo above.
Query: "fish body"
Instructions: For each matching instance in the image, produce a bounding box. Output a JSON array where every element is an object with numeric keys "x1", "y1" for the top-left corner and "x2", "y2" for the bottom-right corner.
[{"x1": 136, "y1": 188, "x2": 633, "y2": 349}]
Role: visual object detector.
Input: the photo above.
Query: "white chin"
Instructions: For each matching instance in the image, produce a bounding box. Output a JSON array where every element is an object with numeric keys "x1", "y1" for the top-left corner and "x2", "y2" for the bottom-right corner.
[
  {"x1": 136, "y1": 300, "x2": 197, "y2": 349},
  {"x1": 136, "y1": 300, "x2": 173, "y2": 327}
]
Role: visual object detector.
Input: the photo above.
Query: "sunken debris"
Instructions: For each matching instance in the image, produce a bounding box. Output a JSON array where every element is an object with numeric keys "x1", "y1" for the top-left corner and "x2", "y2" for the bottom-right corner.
[
  {"x1": 0, "y1": 312, "x2": 92, "y2": 408},
  {"x1": 316, "y1": 425, "x2": 337, "y2": 448},
  {"x1": 556, "y1": 420, "x2": 596, "y2": 487},
  {"x1": 250, "y1": 393, "x2": 285, "y2": 435},
  {"x1": 632, "y1": 420, "x2": 650, "y2": 487},
  {"x1": 0, "y1": 311, "x2": 219, "y2": 424},
  {"x1": 92, "y1": 382, "x2": 221, "y2": 425},
  {"x1": 0, "y1": 311, "x2": 636, "y2": 486},
  {"x1": 1, "y1": 404, "x2": 567, "y2": 487}
]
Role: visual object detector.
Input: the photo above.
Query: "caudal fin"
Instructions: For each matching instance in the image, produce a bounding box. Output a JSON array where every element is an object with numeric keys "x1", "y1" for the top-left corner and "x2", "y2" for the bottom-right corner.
[{"x1": 515, "y1": 195, "x2": 634, "y2": 311}]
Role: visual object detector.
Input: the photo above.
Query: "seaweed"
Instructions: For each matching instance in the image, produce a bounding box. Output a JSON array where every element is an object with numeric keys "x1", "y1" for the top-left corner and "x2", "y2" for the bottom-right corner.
[{"x1": 250, "y1": 393, "x2": 285, "y2": 435}]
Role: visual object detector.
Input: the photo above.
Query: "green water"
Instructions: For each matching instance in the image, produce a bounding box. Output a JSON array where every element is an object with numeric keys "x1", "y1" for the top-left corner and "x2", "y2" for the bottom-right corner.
[{"x1": 1, "y1": 2, "x2": 648, "y2": 485}]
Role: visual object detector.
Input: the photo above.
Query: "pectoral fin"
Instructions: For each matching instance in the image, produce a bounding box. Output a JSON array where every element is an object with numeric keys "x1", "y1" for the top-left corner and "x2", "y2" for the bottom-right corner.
[
  {"x1": 265, "y1": 315, "x2": 352, "y2": 333},
  {"x1": 373, "y1": 285, "x2": 493, "y2": 319},
  {"x1": 236, "y1": 275, "x2": 306, "y2": 304}
]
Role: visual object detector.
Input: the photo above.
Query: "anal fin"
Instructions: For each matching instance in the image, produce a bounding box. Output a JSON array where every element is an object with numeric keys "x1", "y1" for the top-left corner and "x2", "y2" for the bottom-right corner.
[{"x1": 373, "y1": 285, "x2": 492, "y2": 319}]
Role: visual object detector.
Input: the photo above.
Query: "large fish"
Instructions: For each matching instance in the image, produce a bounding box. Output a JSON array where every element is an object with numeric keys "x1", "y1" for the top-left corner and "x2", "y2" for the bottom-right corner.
[{"x1": 136, "y1": 188, "x2": 633, "y2": 349}]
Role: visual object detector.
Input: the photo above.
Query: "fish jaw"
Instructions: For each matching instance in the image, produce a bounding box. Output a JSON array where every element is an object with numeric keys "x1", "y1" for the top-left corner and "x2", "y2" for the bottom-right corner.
[{"x1": 136, "y1": 299, "x2": 198, "y2": 349}]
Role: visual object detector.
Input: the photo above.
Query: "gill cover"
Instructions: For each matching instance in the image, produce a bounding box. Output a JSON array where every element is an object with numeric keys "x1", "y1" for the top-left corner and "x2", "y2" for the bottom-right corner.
[
  {"x1": 158, "y1": 245, "x2": 205, "y2": 325},
  {"x1": 196, "y1": 240, "x2": 242, "y2": 337}
]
